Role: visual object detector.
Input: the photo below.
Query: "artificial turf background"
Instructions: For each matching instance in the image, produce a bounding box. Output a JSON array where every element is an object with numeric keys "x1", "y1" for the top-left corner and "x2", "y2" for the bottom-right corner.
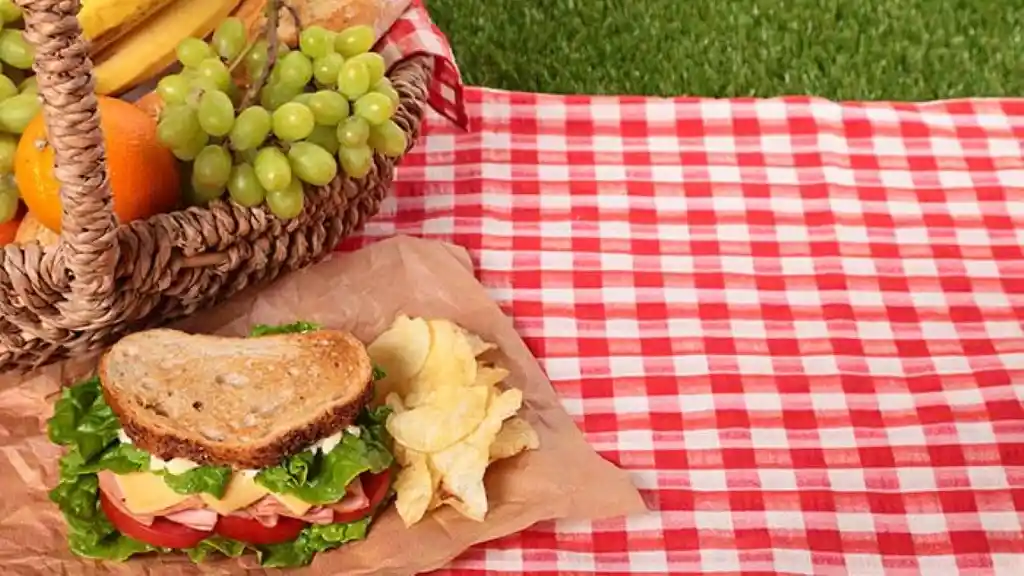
[{"x1": 427, "y1": 0, "x2": 1024, "y2": 100}]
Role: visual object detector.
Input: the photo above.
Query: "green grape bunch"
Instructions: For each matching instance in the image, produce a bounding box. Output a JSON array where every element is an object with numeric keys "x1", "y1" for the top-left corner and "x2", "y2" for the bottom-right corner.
[
  {"x1": 154, "y1": 16, "x2": 408, "y2": 221},
  {"x1": 0, "y1": 0, "x2": 35, "y2": 226}
]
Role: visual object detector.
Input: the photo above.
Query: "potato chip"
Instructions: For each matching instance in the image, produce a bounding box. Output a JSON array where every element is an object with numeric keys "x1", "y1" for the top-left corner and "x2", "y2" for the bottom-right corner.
[
  {"x1": 386, "y1": 385, "x2": 489, "y2": 453},
  {"x1": 490, "y1": 416, "x2": 540, "y2": 462},
  {"x1": 461, "y1": 327, "x2": 497, "y2": 357},
  {"x1": 393, "y1": 451, "x2": 437, "y2": 527},
  {"x1": 429, "y1": 388, "x2": 523, "y2": 521},
  {"x1": 368, "y1": 315, "x2": 432, "y2": 398},
  {"x1": 473, "y1": 365, "x2": 509, "y2": 388},
  {"x1": 407, "y1": 319, "x2": 477, "y2": 395}
]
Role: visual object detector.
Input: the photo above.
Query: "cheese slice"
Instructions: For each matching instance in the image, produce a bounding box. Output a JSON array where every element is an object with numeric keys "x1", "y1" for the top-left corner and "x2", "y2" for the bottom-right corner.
[
  {"x1": 274, "y1": 491, "x2": 314, "y2": 516},
  {"x1": 115, "y1": 472, "x2": 190, "y2": 514},
  {"x1": 200, "y1": 474, "x2": 270, "y2": 515}
]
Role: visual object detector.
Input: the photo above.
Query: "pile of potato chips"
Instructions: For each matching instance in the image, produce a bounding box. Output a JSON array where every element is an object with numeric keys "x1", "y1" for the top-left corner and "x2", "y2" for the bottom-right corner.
[{"x1": 368, "y1": 315, "x2": 540, "y2": 526}]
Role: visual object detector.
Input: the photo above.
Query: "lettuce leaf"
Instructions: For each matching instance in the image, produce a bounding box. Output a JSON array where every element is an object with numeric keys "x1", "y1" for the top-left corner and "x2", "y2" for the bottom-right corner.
[
  {"x1": 259, "y1": 515, "x2": 372, "y2": 567},
  {"x1": 159, "y1": 466, "x2": 233, "y2": 498},
  {"x1": 255, "y1": 407, "x2": 393, "y2": 504},
  {"x1": 249, "y1": 321, "x2": 322, "y2": 337},
  {"x1": 47, "y1": 377, "x2": 120, "y2": 461},
  {"x1": 185, "y1": 536, "x2": 247, "y2": 563}
]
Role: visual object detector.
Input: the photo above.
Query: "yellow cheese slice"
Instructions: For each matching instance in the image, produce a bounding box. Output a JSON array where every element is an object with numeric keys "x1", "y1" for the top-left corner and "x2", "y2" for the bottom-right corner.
[
  {"x1": 199, "y1": 474, "x2": 270, "y2": 515},
  {"x1": 273, "y1": 492, "x2": 314, "y2": 516},
  {"x1": 115, "y1": 472, "x2": 190, "y2": 514}
]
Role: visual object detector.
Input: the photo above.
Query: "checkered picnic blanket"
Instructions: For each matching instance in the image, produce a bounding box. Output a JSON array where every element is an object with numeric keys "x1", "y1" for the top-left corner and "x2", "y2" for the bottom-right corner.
[
  {"x1": 376, "y1": 5, "x2": 1024, "y2": 575},
  {"x1": 342, "y1": 89, "x2": 1024, "y2": 574}
]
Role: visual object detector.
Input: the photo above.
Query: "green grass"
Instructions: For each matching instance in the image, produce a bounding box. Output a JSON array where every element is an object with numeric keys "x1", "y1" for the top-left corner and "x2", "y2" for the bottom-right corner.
[{"x1": 427, "y1": 0, "x2": 1024, "y2": 100}]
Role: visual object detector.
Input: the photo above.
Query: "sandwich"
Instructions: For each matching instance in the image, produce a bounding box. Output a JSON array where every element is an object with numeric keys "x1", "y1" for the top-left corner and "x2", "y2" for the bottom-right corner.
[{"x1": 46, "y1": 322, "x2": 394, "y2": 567}]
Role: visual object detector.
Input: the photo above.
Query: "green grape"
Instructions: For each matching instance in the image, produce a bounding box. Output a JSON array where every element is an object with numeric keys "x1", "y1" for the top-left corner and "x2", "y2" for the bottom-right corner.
[
  {"x1": 190, "y1": 181, "x2": 225, "y2": 205},
  {"x1": 197, "y1": 89, "x2": 235, "y2": 137},
  {"x1": 349, "y1": 53, "x2": 385, "y2": 86},
  {"x1": 305, "y1": 124, "x2": 339, "y2": 154},
  {"x1": 193, "y1": 145, "x2": 232, "y2": 188},
  {"x1": 288, "y1": 141, "x2": 337, "y2": 186},
  {"x1": 353, "y1": 92, "x2": 393, "y2": 125},
  {"x1": 260, "y1": 82, "x2": 301, "y2": 111},
  {"x1": 0, "y1": 132, "x2": 15, "y2": 172},
  {"x1": 229, "y1": 106, "x2": 272, "y2": 151},
  {"x1": 0, "y1": 73, "x2": 16, "y2": 101},
  {"x1": 368, "y1": 119, "x2": 407, "y2": 158},
  {"x1": 0, "y1": 30, "x2": 33, "y2": 69},
  {"x1": 177, "y1": 37, "x2": 213, "y2": 68},
  {"x1": 312, "y1": 52, "x2": 344, "y2": 86},
  {"x1": 337, "y1": 59, "x2": 370, "y2": 100},
  {"x1": 0, "y1": 92, "x2": 38, "y2": 133},
  {"x1": 299, "y1": 26, "x2": 335, "y2": 59},
  {"x1": 245, "y1": 40, "x2": 269, "y2": 80},
  {"x1": 337, "y1": 116, "x2": 369, "y2": 147},
  {"x1": 266, "y1": 176, "x2": 305, "y2": 219},
  {"x1": 156, "y1": 74, "x2": 191, "y2": 105},
  {"x1": 0, "y1": 0, "x2": 20, "y2": 24},
  {"x1": 292, "y1": 92, "x2": 313, "y2": 106},
  {"x1": 277, "y1": 51, "x2": 313, "y2": 89},
  {"x1": 18, "y1": 76, "x2": 36, "y2": 95},
  {"x1": 271, "y1": 102, "x2": 315, "y2": 141},
  {"x1": 338, "y1": 144, "x2": 373, "y2": 179},
  {"x1": 253, "y1": 147, "x2": 292, "y2": 192},
  {"x1": 0, "y1": 180, "x2": 17, "y2": 224},
  {"x1": 196, "y1": 58, "x2": 232, "y2": 92},
  {"x1": 227, "y1": 162, "x2": 266, "y2": 207},
  {"x1": 373, "y1": 77, "x2": 400, "y2": 109},
  {"x1": 307, "y1": 90, "x2": 348, "y2": 126},
  {"x1": 172, "y1": 130, "x2": 209, "y2": 161},
  {"x1": 157, "y1": 105, "x2": 201, "y2": 149},
  {"x1": 334, "y1": 25, "x2": 375, "y2": 58},
  {"x1": 212, "y1": 17, "x2": 246, "y2": 60}
]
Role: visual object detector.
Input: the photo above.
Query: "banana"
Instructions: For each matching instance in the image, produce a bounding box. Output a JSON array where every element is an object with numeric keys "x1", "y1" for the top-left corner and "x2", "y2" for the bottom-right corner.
[
  {"x1": 79, "y1": 0, "x2": 179, "y2": 54},
  {"x1": 92, "y1": 0, "x2": 242, "y2": 95}
]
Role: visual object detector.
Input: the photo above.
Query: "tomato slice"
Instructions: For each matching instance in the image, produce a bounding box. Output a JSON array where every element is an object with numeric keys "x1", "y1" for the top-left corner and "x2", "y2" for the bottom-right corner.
[
  {"x1": 214, "y1": 514, "x2": 306, "y2": 546},
  {"x1": 334, "y1": 469, "x2": 392, "y2": 524},
  {"x1": 99, "y1": 492, "x2": 211, "y2": 549}
]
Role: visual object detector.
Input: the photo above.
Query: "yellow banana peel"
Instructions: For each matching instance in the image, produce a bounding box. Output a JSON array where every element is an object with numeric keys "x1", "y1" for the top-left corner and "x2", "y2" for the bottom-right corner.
[
  {"x1": 80, "y1": 0, "x2": 179, "y2": 54},
  {"x1": 92, "y1": 0, "x2": 242, "y2": 96}
]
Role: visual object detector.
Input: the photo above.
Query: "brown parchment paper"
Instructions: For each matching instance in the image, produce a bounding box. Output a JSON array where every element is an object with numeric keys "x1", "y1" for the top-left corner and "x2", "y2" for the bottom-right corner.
[{"x1": 0, "y1": 236, "x2": 647, "y2": 575}]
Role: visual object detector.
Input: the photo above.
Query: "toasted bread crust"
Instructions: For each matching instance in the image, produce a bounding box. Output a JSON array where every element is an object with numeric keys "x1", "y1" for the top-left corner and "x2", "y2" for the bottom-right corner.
[{"x1": 98, "y1": 328, "x2": 373, "y2": 469}]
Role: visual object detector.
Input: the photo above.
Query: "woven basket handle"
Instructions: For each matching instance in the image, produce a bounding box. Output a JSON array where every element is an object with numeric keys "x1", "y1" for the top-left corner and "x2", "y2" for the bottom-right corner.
[{"x1": 17, "y1": 0, "x2": 119, "y2": 307}]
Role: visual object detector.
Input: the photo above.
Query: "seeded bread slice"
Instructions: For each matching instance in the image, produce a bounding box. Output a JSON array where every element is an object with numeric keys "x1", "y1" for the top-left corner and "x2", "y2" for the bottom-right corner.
[{"x1": 98, "y1": 328, "x2": 373, "y2": 469}]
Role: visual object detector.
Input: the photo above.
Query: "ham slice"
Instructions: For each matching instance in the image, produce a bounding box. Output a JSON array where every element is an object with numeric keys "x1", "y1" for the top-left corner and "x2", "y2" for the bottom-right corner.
[
  {"x1": 164, "y1": 508, "x2": 219, "y2": 532},
  {"x1": 97, "y1": 471, "x2": 205, "y2": 527},
  {"x1": 328, "y1": 476, "x2": 369, "y2": 513}
]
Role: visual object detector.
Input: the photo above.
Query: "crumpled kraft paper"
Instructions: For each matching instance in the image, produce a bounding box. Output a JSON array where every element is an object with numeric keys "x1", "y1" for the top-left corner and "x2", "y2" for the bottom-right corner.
[{"x1": 0, "y1": 236, "x2": 647, "y2": 575}]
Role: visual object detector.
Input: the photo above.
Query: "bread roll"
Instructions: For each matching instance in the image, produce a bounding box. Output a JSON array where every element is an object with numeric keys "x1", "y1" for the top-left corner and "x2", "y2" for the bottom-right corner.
[{"x1": 235, "y1": 0, "x2": 411, "y2": 47}]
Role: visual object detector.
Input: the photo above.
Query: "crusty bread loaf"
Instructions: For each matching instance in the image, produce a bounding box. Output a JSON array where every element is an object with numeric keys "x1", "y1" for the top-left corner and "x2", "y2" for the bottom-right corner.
[
  {"x1": 234, "y1": 0, "x2": 410, "y2": 46},
  {"x1": 99, "y1": 328, "x2": 373, "y2": 469}
]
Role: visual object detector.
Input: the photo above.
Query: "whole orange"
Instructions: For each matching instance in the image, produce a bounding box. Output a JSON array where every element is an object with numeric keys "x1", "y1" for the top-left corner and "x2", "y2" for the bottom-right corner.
[
  {"x1": 0, "y1": 215, "x2": 21, "y2": 245},
  {"x1": 15, "y1": 97, "x2": 181, "y2": 233},
  {"x1": 134, "y1": 90, "x2": 165, "y2": 121}
]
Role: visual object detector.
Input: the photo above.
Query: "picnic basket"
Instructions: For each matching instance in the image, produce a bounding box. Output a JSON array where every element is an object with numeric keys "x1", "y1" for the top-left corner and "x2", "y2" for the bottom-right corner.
[{"x1": 0, "y1": 0, "x2": 431, "y2": 372}]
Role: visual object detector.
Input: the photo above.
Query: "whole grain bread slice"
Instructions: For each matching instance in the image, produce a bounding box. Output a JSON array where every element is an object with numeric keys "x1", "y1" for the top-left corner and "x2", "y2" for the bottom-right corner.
[{"x1": 99, "y1": 328, "x2": 373, "y2": 469}]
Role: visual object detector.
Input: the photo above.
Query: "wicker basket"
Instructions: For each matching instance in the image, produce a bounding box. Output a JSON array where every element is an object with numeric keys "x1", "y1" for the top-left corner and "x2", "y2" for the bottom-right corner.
[{"x1": 1, "y1": 0, "x2": 432, "y2": 373}]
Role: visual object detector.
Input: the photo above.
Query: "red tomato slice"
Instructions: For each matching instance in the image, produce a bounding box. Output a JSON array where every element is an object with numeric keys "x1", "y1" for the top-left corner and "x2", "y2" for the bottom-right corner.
[
  {"x1": 334, "y1": 469, "x2": 392, "y2": 524},
  {"x1": 214, "y1": 515, "x2": 306, "y2": 546},
  {"x1": 99, "y1": 492, "x2": 211, "y2": 549}
]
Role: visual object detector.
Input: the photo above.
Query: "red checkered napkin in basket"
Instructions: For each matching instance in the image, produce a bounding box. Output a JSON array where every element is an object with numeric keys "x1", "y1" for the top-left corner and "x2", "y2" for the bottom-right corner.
[{"x1": 378, "y1": 0, "x2": 467, "y2": 128}]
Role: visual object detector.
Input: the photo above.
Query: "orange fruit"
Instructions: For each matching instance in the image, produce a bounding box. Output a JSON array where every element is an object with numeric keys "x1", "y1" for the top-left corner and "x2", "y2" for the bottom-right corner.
[
  {"x1": 15, "y1": 96, "x2": 181, "y2": 233},
  {"x1": 134, "y1": 90, "x2": 165, "y2": 121},
  {"x1": 0, "y1": 215, "x2": 21, "y2": 245}
]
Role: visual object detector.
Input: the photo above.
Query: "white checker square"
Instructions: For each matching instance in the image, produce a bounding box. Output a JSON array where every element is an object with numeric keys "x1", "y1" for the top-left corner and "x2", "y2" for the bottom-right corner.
[
  {"x1": 968, "y1": 466, "x2": 1010, "y2": 490},
  {"x1": 885, "y1": 425, "x2": 927, "y2": 447},
  {"x1": 819, "y1": 427, "x2": 856, "y2": 449},
  {"x1": 536, "y1": 133, "x2": 567, "y2": 152},
  {"x1": 595, "y1": 164, "x2": 628, "y2": 181},
  {"x1": 757, "y1": 468, "x2": 799, "y2": 490},
  {"x1": 606, "y1": 318, "x2": 642, "y2": 339},
  {"x1": 818, "y1": 132, "x2": 851, "y2": 155},
  {"x1": 845, "y1": 554, "x2": 885, "y2": 576},
  {"x1": 478, "y1": 249, "x2": 514, "y2": 272},
  {"x1": 996, "y1": 169, "x2": 1024, "y2": 188},
  {"x1": 774, "y1": 224, "x2": 811, "y2": 244},
  {"x1": 754, "y1": 99, "x2": 790, "y2": 120},
  {"x1": 864, "y1": 106, "x2": 901, "y2": 124},
  {"x1": 765, "y1": 510, "x2": 807, "y2": 531},
  {"x1": 601, "y1": 252, "x2": 636, "y2": 271},
  {"x1": 592, "y1": 134, "x2": 625, "y2": 152},
  {"x1": 894, "y1": 225, "x2": 931, "y2": 245},
  {"x1": 780, "y1": 257, "x2": 816, "y2": 275},
  {"x1": 955, "y1": 227, "x2": 994, "y2": 246},
  {"x1": 835, "y1": 223, "x2": 871, "y2": 244},
  {"x1": 856, "y1": 321, "x2": 895, "y2": 340},
  {"x1": 749, "y1": 427, "x2": 791, "y2": 450},
  {"x1": 656, "y1": 223, "x2": 690, "y2": 241},
  {"x1": 648, "y1": 136, "x2": 683, "y2": 152},
  {"x1": 617, "y1": 429, "x2": 656, "y2": 451},
  {"x1": 482, "y1": 549, "x2": 525, "y2": 571},
  {"x1": 829, "y1": 469, "x2": 868, "y2": 492},
  {"x1": 628, "y1": 550, "x2": 670, "y2": 573},
  {"x1": 683, "y1": 429, "x2": 722, "y2": 450},
  {"x1": 536, "y1": 101, "x2": 567, "y2": 121},
  {"x1": 667, "y1": 317, "x2": 703, "y2": 336},
  {"x1": 721, "y1": 255, "x2": 756, "y2": 275},
  {"x1": 956, "y1": 422, "x2": 998, "y2": 444},
  {"x1": 847, "y1": 289, "x2": 885, "y2": 307},
  {"x1": 918, "y1": 555, "x2": 960, "y2": 575},
  {"x1": 864, "y1": 356, "x2": 904, "y2": 376},
  {"x1": 876, "y1": 168, "x2": 917, "y2": 188},
  {"x1": 962, "y1": 258, "x2": 1000, "y2": 278},
  {"x1": 743, "y1": 392, "x2": 783, "y2": 412},
  {"x1": 809, "y1": 101, "x2": 844, "y2": 123},
  {"x1": 651, "y1": 165, "x2": 685, "y2": 182},
  {"x1": 802, "y1": 355, "x2": 841, "y2": 376},
  {"x1": 873, "y1": 137, "x2": 909, "y2": 157},
  {"x1": 540, "y1": 249, "x2": 574, "y2": 270},
  {"x1": 543, "y1": 357, "x2": 582, "y2": 381},
  {"x1": 765, "y1": 166, "x2": 801, "y2": 185},
  {"x1": 699, "y1": 549, "x2": 741, "y2": 572},
  {"x1": 590, "y1": 102, "x2": 622, "y2": 122},
  {"x1": 761, "y1": 134, "x2": 795, "y2": 154},
  {"x1": 693, "y1": 509, "x2": 734, "y2": 530},
  {"x1": 700, "y1": 100, "x2": 735, "y2": 119},
  {"x1": 597, "y1": 219, "x2": 632, "y2": 239},
  {"x1": 938, "y1": 170, "x2": 976, "y2": 188},
  {"x1": 931, "y1": 354, "x2": 972, "y2": 374},
  {"x1": 724, "y1": 288, "x2": 762, "y2": 306},
  {"x1": 602, "y1": 286, "x2": 639, "y2": 305},
  {"x1": 608, "y1": 355, "x2": 646, "y2": 377},
  {"x1": 980, "y1": 512, "x2": 1022, "y2": 533},
  {"x1": 674, "y1": 355, "x2": 712, "y2": 378},
  {"x1": 771, "y1": 549, "x2": 814, "y2": 575},
  {"x1": 707, "y1": 165, "x2": 743, "y2": 183},
  {"x1": 810, "y1": 393, "x2": 850, "y2": 412},
  {"x1": 730, "y1": 319, "x2": 768, "y2": 340},
  {"x1": 897, "y1": 468, "x2": 938, "y2": 492},
  {"x1": 929, "y1": 137, "x2": 965, "y2": 157},
  {"x1": 836, "y1": 512, "x2": 876, "y2": 533}
]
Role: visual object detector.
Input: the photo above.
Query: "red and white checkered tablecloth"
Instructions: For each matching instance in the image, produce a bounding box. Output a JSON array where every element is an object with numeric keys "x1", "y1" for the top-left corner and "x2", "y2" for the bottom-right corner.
[{"x1": 342, "y1": 89, "x2": 1024, "y2": 575}]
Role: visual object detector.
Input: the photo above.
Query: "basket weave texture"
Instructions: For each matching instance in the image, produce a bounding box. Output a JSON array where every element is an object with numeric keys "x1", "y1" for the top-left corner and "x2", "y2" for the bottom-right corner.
[{"x1": 1, "y1": 0, "x2": 432, "y2": 373}]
